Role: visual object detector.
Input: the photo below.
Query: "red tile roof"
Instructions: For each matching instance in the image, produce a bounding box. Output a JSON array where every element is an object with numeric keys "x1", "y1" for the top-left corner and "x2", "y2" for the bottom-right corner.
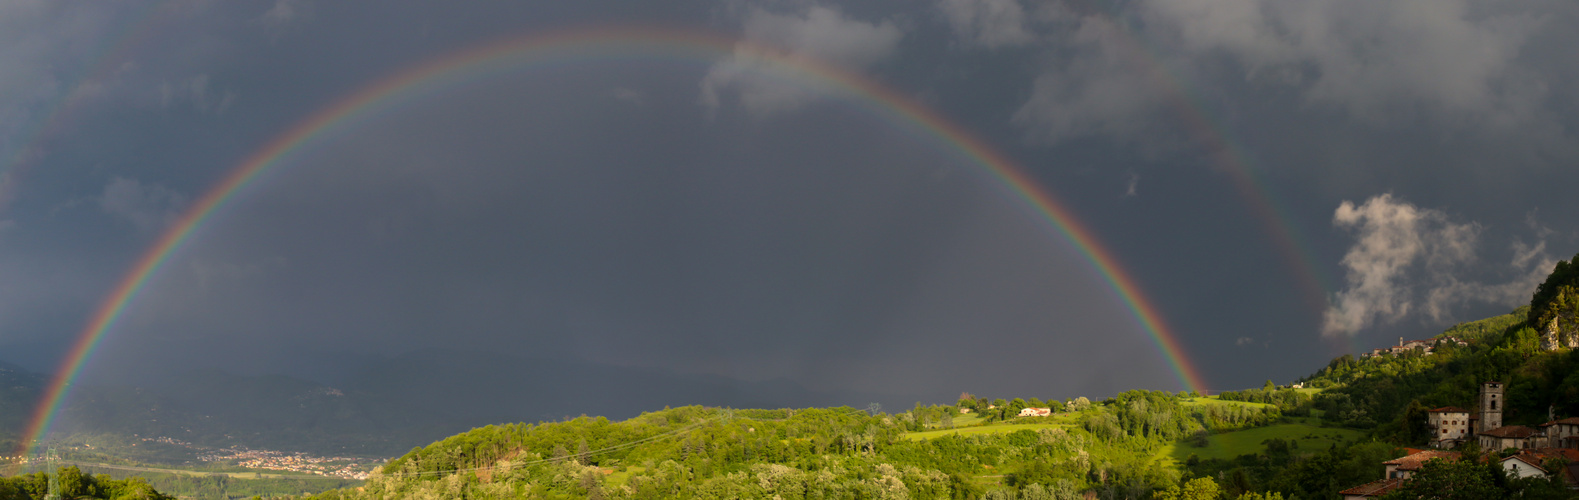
[
  {"x1": 1541, "y1": 417, "x2": 1579, "y2": 426},
  {"x1": 1427, "y1": 406, "x2": 1470, "y2": 413},
  {"x1": 1338, "y1": 478, "x2": 1404, "y2": 496},
  {"x1": 1523, "y1": 448, "x2": 1579, "y2": 462},
  {"x1": 1383, "y1": 450, "x2": 1460, "y2": 471},
  {"x1": 1479, "y1": 425, "x2": 1539, "y2": 438}
]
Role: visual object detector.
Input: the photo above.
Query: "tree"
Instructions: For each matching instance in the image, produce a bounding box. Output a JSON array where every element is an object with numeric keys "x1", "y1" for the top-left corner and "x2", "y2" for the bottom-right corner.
[
  {"x1": 1008, "y1": 398, "x2": 1028, "y2": 418},
  {"x1": 1400, "y1": 400, "x2": 1432, "y2": 445},
  {"x1": 1155, "y1": 477, "x2": 1221, "y2": 500},
  {"x1": 23, "y1": 472, "x2": 47, "y2": 499},
  {"x1": 57, "y1": 466, "x2": 89, "y2": 499}
]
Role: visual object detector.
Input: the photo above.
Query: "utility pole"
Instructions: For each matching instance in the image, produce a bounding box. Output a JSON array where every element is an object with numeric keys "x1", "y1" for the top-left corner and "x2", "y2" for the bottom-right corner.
[{"x1": 45, "y1": 443, "x2": 60, "y2": 500}]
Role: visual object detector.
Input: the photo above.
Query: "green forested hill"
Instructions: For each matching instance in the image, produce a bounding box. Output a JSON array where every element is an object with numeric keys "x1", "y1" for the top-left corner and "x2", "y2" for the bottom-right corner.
[
  {"x1": 292, "y1": 392, "x2": 1293, "y2": 500},
  {"x1": 1303, "y1": 308, "x2": 1579, "y2": 440}
]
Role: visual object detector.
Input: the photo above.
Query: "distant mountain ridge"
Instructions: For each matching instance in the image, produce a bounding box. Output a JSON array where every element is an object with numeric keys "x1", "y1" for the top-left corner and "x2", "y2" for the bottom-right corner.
[
  {"x1": 0, "y1": 359, "x2": 45, "y2": 449},
  {"x1": 1, "y1": 349, "x2": 918, "y2": 457}
]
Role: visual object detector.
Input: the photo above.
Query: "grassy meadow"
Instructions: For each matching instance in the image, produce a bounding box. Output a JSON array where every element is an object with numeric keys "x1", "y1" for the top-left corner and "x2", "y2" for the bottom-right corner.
[{"x1": 1157, "y1": 418, "x2": 1364, "y2": 465}]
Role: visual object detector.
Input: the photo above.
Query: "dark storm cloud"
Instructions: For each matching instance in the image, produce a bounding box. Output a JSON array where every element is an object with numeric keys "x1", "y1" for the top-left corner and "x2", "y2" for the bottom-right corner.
[
  {"x1": 925, "y1": 0, "x2": 1579, "y2": 383},
  {"x1": 88, "y1": 61, "x2": 1171, "y2": 400},
  {"x1": 3, "y1": 0, "x2": 1579, "y2": 422}
]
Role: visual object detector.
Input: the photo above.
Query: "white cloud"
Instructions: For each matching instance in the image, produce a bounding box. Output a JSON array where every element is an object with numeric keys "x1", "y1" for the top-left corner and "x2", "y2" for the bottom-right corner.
[
  {"x1": 1321, "y1": 194, "x2": 1556, "y2": 337},
  {"x1": 938, "y1": 0, "x2": 1035, "y2": 48},
  {"x1": 99, "y1": 177, "x2": 186, "y2": 233},
  {"x1": 1123, "y1": 171, "x2": 1139, "y2": 197},
  {"x1": 701, "y1": 3, "x2": 902, "y2": 116}
]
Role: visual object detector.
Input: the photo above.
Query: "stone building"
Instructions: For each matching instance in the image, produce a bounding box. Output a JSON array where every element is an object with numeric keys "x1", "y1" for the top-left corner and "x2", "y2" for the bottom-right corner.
[
  {"x1": 1427, "y1": 407, "x2": 1471, "y2": 449},
  {"x1": 1478, "y1": 381, "x2": 1504, "y2": 433},
  {"x1": 1540, "y1": 417, "x2": 1579, "y2": 449},
  {"x1": 1479, "y1": 425, "x2": 1540, "y2": 451}
]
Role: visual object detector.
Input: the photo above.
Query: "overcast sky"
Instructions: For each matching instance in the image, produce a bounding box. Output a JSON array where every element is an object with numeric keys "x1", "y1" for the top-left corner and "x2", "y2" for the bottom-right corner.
[{"x1": 2, "y1": 0, "x2": 1578, "y2": 408}]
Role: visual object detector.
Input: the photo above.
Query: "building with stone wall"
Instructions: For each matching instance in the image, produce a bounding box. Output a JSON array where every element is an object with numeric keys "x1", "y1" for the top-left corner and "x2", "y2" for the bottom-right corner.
[{"x1": 1427, "y1": 407, "x2": 1471, "y2": 449}]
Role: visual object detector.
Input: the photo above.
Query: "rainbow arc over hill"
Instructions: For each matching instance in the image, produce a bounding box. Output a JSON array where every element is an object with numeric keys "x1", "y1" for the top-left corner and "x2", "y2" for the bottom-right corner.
[{"x1": 16, "y1": 27, "x2": 1210, "y2": 459}]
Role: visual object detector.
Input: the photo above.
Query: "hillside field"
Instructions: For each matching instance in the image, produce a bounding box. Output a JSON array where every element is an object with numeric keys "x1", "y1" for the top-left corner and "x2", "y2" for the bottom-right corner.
[{"x1": 1159, "y1": 418, "x2": 1365, "y2": 464}]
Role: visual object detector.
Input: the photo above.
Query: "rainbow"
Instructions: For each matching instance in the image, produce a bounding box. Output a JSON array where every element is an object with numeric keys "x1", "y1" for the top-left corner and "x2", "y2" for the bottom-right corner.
[{"x1": 17, "y1": 26, "x2": 1210, "y2": 459}]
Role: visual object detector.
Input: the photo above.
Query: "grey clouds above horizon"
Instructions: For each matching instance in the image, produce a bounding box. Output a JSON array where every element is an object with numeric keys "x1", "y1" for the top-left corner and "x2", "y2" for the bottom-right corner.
[{"x1": 0, "y1": 0, "x2": 1577, "y2": 407}]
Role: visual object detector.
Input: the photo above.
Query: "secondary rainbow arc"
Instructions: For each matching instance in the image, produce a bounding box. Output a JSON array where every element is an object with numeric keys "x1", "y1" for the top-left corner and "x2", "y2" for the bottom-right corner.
[
  {"x1": 17, "y1": 26, "x2": 1209, "y2": 460},
  {"x1": 1079, "y1": 1, "x2": 1334, "y2": 312},
  {"x1": 0, "y1": 2, "x2": 180, "y2": 212}
]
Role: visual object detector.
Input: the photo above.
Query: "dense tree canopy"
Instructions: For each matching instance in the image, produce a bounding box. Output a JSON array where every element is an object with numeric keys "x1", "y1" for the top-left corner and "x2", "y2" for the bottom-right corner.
[{"x1": 0, "y1": 467, "x2": 174, "y2": 500}]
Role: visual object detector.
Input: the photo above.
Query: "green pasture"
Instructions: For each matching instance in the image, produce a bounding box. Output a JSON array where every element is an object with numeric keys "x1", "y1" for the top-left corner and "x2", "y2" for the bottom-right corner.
[
  {"x1": 1156, "y1": 421, "x2": 1364, "y2": 465},
  {"x1": 605, "y1": 466, "x2": 645, "y2": 488},
  {"x1": 950, "y1": 413, "x2": 984, "y2": 427},
  {"x1": 902, "y1": 419, "x2": 1075, "y2": 441}
]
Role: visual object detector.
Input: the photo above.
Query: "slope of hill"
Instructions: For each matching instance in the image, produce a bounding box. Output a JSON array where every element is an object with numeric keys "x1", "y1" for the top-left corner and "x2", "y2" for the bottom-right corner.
[
  {"x1": 279, "y1": 388, "x2": 1297, "y2": 500},
  {"x1": 1439, "y1": 306, "x2": 1529, "y2": 343}
]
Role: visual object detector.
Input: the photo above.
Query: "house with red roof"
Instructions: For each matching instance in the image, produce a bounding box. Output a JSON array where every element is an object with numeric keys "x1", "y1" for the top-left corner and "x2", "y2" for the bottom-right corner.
[
  {"x1": 1017, "y1": 407, "x2": 1051, "y2": 417},
  {"x1": 1382, "y1": 449, "x2": 1460, "y2": 480}
]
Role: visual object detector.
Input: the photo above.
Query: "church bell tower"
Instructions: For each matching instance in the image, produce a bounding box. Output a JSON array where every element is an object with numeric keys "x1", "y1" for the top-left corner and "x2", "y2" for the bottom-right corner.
[{"x1": 1479, "y1": 381, "x2": 1504, "y2": 432}]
